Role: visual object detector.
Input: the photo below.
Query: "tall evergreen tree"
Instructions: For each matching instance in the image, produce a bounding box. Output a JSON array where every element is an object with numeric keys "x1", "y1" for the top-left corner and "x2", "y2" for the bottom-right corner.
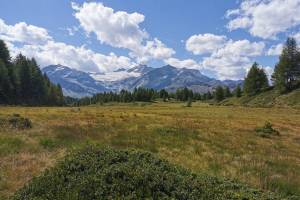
[
  {"x1": 0, "y1": 40, "x2": 16, "y2": 103},
  {"x1": 272, "y1": 37, "x2": 300, "y2": 93},
  {"x1": 234, "y1": 85, "x2": 242, "y2": 98},
  {"x1": 15, "y1": 54, "x2": 33, "y2": 104},
  {"x1": 0, "y1": 40, "x2": 65, "y2": 106},
  {"x1": 243, "y1": 62, "x2": 269, "y2": 96},
  {"x1": 224, "y1": 86, "x2": 232, "y2": 98},
  {"x1": 0, "y1": 40, "x2": 10, "y2": 66},
  {"x1": 0, "y1": 60, "x2": 10, "y2": 103},
  {"x1": 215, "y1": 86, "x2": 224, "y2": 102}
]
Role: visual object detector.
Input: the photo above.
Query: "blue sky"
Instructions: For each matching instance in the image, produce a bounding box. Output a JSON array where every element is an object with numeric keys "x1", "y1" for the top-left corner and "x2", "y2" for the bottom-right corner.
[{"x1": 1, "y1": 0, "x2": 300, "y2": 80}]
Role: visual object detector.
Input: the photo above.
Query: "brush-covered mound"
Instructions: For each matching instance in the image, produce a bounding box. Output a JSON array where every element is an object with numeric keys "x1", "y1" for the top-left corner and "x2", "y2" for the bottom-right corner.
[
  {"x1": 12, "y1": 146, "x2": 294, "y2": 200},
  {"x1": 222, "y1": 88, "x2": 300, "y2": 108}
]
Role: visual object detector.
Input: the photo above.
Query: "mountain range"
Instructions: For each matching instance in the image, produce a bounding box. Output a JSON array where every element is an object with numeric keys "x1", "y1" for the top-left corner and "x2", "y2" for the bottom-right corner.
[{"x1": 42, "y1": 64, "x2": 242, "y2": 98}]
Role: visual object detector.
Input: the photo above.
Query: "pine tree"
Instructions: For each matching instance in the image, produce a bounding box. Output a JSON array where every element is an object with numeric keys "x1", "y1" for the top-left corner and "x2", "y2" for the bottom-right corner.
[
  {"x1": 243, "y1": 62, "x2": 269, "y2": 96},
  {"x1": 0, "y1": 40, "x2": 10, "y2": 66},
  {"x1": 207, "y1": 91, "x2": 212, "y2": 99},
  {"x1": 15, "y1": 54, "x2": 32, "y2": 104},
  {"x1": 186, "y1": 97, "x2": 192, "y2": 107},
  {"x1": 235, "y1": 85, "x2": 242, "y2": 98},
  {"x1": 272, "y1": 37, "x2": 300, "y2": 93},
  {"x1": 215, "y1": 86, "x2": 224, "y2": 102},
  {"x1": 0, "y1": 40, "x2": 65, "y2": 106},
  {"x1": 0, "y1": 60, "x2": 10, "y2": 103},
  {"x1": 0, "y1": 40, "x2": 15, "y2": 103},
  {"x1": 224, "y1": 86, "x2": 232, "y2": 98},
  {"x1": 159, "y1": 89, "x2": 168, "y2": 101}
]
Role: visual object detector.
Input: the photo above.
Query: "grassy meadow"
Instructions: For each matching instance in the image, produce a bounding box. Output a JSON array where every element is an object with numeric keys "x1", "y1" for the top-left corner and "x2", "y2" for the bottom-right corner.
[{"x1": 1, "y1": 102, "x2": 300, "y2": 199}]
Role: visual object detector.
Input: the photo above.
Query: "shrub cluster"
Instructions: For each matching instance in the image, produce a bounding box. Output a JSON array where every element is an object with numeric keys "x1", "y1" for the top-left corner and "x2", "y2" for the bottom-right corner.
[
  {"x1": 12, "y1": 146, "x2": 294, "y2": 200},
  {"x1": 255, "y1": 121, "x2": 280, "y2": 138},
  {"x1": 0, "y1": 114, "x2": 32, "y2": 129}
]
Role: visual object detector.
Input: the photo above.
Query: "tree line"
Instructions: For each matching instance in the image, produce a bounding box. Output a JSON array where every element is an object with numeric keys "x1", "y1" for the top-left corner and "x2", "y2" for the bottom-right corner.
[
  {"x1": 75, "y1": 86, "x2": 238, "y2": 106},
  {"x1": 0, "y1": 40, "x2": 64, "y2": 105}
]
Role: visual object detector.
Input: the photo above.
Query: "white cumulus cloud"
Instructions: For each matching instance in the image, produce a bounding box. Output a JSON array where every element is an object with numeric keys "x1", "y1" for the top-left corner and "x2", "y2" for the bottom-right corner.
[
  {"x1": 8, "y1": 41, "x2": 135, "y2": 73},
  {"x1": 0, "y1": 18, "x2": 52, "y2": 44},
  {"x1": 0, "y1": 18, "x2": 136, "y2": 73},
  {"x1": 72, "y1": 2, "x2": 175, "y2": 64},
  {"x1": 130, "y1": 38, "x2": 175, "y2": 64},
  {"x1": 72, "y1": 2, "x2": 147, "y2": 51},
  {"x1": 293, "y1": 32, "x2": 300, "y2": 43},
  {"x1": 226, "y1": 0, "x2": 300, "y2": 39},
  {"x1": 164, "y1": 58, "x2": 201, "y2": 69},
  {"x1": 184, "y1": 32, "x2": 265, "y2": 80},
  {"x1": 200, "y1": 39, "x2": 265, "y2": 80},
  {"x1": 186, "y1": 33, "x2": 227, "y2": 55},
  {"x1": 267, "y1": 43, "x2": 284, "y2": 56}
]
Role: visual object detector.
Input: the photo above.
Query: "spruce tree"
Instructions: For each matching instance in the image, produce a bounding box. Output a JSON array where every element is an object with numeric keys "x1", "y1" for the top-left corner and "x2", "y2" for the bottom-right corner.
[
  {"x1": 0, "y1": 60, "x2": 10, "y2": 103},
  {"x1": 207, "y1": 91, "x2": 212, "y2": 99},
  {"x1": 243, "y1": 62, "x2": 269, "y2": 96},
  {"x1": 215, "y1": 86, "x2": 224, "y2": 102},
  {"x1": 235, "y1": 85, "x2": 242, "y2": 98},
  {"x1": 15, "y1": 54, "x2": 32, "y2": 104},
  {"x1": 0, "y1": 40, "x2": 15, "y2": 103},
  {"x1": 272, "y1": 37, "x2": 300, "y2": 93},
  {"x1": 224, "y1": 86, "x2": 232, "y2": 98},
  {"x1": 0, "y1": 40, "x2": 65, "y2": 106},
  {"x1": 0, "y1": 40, "x2": 10, "y2": 66},
  {"x1": 186, "y1": 97, "x2": 192, "y2": 107}
]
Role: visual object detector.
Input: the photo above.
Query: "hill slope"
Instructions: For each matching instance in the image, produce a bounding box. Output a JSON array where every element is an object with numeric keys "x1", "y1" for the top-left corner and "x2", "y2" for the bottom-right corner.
[
  {"x1": 222, "y1": 88, "x2": 300, "y2": 107},
  {"x1": 12, "y1": 146, "x2": 294, "y2": 200}
]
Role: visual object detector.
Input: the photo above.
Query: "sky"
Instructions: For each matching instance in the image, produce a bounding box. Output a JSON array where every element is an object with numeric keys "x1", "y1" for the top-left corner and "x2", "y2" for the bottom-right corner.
[{"x1": 1, "y1": 0, "x2": 300, "y2": 80}]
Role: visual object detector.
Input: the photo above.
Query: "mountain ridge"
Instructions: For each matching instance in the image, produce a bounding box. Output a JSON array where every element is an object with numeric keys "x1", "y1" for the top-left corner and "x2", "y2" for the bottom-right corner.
[{"x1": 42, "y1": 64, "x2": 243, "y2": 98}]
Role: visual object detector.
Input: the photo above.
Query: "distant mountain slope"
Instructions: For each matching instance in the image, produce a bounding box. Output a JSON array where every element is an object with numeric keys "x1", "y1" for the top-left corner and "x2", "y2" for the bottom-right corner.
[
  {"x1": 42, "y1": 64, "x2": 242, "y2": 98},
  {"x1": 43, "y1": 65, "x2": 109, "y2": 98},
  {"x1": 221, "y1": 88, "x2": 300, "y2": 108}
]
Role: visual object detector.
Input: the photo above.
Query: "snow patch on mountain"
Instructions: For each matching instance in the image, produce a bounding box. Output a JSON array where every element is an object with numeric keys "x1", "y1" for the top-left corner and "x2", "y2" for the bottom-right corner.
[{"x1": 90, "y1": 71, "x2": 141, "y2": 82}]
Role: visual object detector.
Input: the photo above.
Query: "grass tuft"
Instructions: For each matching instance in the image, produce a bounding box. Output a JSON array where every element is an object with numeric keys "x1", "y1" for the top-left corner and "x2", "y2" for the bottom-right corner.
[{"x1": 255, "y1": 122, "x2": 280, "y2": 138}]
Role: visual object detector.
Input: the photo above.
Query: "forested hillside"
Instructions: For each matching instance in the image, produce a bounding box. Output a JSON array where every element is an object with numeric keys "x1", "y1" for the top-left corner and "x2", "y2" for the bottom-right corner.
[
  {"x1": 0, "y1": 40, "x2": 64, "y2": 106},
  {"x1": 221, "y1": 88, "x2": 300, "y2": 107},
  {"x1": 220, "y1": 37, "x2": 300, "y2": 106}
]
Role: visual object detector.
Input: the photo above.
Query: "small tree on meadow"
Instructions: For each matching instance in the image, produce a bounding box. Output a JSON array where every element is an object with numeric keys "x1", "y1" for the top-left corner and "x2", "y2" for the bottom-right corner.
[
  {"x1": 234, "y1": 85, "x2": 242, "y2": 98},
  {"x1": 224, "y1": 86, "x2": 232, "y2": 98},
  {"x1": 272, "y1": 37, "x2": 300, "y2": 93},
  {"x1": 186, "y1": 97, "x2": 192, "y2": 107},
  {"x1": 214, "y1": 86, "x2": 224, "y2": 102},
  {"x1": 243, "y1": 62, "x2": 269, "y2": 96}
]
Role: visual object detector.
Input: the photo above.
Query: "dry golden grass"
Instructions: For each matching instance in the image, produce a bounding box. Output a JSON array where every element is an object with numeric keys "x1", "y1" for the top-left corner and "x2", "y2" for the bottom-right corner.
[{"x1": 1, "y1": 102, "x2": 300, "y2": 198}]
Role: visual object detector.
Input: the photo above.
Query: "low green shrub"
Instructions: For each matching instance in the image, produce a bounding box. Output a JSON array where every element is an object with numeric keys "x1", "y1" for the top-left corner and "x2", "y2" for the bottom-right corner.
[
  {"x1": 12, "y1": 146, "x2": 295, "y2": 200},
  {"x1": 255, "y1": 121, "x2": 280, "y2": 138},
  {"x1": 8, "y1": 115, "x2": 32, "y2": 129}
]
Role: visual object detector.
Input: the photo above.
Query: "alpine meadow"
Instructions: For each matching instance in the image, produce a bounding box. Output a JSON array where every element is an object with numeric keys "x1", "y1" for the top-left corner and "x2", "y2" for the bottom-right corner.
[{"x1": 1, "y1": 1, "x2": 300, "y2": 200}]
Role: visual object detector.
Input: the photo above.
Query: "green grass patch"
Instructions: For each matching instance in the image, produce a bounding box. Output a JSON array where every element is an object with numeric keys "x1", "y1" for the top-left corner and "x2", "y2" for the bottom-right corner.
[
  {"x1": 0, "y1": 137, "x2": 24, "y2": 156},
  {"x1": 39, "y1": 138, "x2": 59, "y2": 150},
  {"x1": 255, "y1": 122, "x2": 280, "y2": 138}
]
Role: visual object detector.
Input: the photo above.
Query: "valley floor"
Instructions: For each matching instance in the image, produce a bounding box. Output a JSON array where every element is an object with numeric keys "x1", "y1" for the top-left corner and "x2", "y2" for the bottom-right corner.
[{"x1": 1, "y1": 102, "x2": 300, "y2": 198}]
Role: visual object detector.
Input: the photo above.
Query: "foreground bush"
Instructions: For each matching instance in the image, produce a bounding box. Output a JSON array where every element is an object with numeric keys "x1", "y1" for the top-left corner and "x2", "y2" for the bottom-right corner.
[
  {"x1": 0, "y1": 114, "x2": 32, "y2": 129},
  {"x1": 255, "y1": 121, "x2": 280, "y2": 138},
  {"x1": 12, "y1": 146, "x2": 296, "y2": 200}
]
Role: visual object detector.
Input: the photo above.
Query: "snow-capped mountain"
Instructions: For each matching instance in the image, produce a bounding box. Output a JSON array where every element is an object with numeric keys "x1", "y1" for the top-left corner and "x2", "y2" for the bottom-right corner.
[{"x1": 42, "y1": 64, "x2": 242, "y2": 98}]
